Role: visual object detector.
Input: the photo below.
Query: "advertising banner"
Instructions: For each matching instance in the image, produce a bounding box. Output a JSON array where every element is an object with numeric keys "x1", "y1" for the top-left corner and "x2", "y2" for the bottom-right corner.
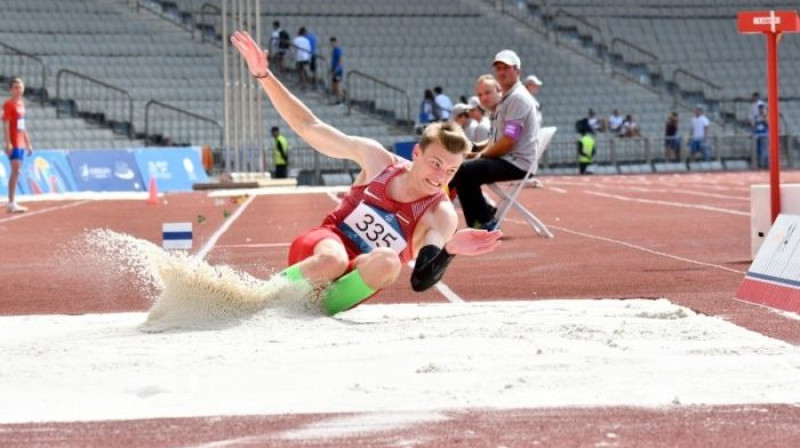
[
  {"x1": 67, "y1": 149, "x2": 145, "y2": 192},
  {"x1": 134, "y1": 147, "x2": 208, "y2": 192},
  {"x1": 17, "y1": 150, "x2": 78, "y2": 195}
]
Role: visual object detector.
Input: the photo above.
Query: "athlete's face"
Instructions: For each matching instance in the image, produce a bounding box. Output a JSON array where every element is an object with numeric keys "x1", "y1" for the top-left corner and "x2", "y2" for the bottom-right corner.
[
  {"x1": 10, "y1": 82, "x2": 24, "y2": 100},
  {"x1": 475, "y1": 80, "x2": 501, "y2": 112},
  {"x1": 412, "y1": 142, "x2": 463, "y2": 195}
]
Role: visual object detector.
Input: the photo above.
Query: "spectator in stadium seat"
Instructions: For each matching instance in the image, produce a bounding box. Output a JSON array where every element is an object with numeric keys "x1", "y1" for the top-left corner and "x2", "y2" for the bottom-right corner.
[
  {"x1": 450, "y1": 103, "x2": 471, "y2": 132},
  {"x1": 607, "y1": 109, "x2": 623, "y2": 134},
  {"x1": 467, "y1": 96, "x2": 490, "y2": 146},
  {"x1": 523, "y1": 74, "x2": 542, "y2": 96},
  {"x1": 230, "y1": 30, "x2": 501, "y2": 314},
  {"x1": 329, "y1": 37, "x2": 344, "y2": 104},
  {"x1": 664, "y1": 112, "x2": 680, "y2": 162},
  {"x1": 689, "y1": 105, "x2": 711, "y2": 162},
  {"x1": 587, "y1": 109, "x2": 604, "y2": 133},
  {"x1": 293, "y1": 27, "x2": 312, "y2": 89},
  {"x1": 271, "y1": 126, "x2": 289, "y2": 179},
  {"x1": 433, "y1": 86, "x2": 453, "y2": 121},
  {"x1": 619, "y1": 114, "x2": 641, "y2": 138},
  {"x1": 419, "y1": 89, "x2": 436, "y2": 128},
  {"x1": 2, "y1": 77, "x2": 32, "y2": 213},
  {"x1": 452, "y1": 50, "x2": 541, "y2": 230}
]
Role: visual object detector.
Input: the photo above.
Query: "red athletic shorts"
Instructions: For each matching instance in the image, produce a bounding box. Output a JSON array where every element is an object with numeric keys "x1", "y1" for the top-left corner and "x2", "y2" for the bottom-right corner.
[{"x1": 287, "y1": 226, "x2": 360, "y2": 268}]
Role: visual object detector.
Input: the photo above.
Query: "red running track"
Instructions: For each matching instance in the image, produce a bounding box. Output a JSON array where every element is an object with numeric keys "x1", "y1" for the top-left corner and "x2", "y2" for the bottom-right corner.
[{"x1": 1, "y1": 171, "x2": 800, "y2": 446}]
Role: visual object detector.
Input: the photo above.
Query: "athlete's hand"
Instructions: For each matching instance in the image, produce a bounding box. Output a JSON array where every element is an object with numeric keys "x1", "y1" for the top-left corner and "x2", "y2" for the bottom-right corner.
[
  {"x1": 445, "y1": 228, "x2": 502, "y2": 256},
  {"x1": 230, "y1": 30, "x2": 270, "y2": 77}
]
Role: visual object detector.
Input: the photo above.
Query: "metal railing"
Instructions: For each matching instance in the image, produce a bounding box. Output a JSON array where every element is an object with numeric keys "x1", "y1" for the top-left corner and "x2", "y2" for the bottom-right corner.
[
  {"x1": 552, "y1": 9, "x2": 604, "y2": 66},
  {"x1": 144, "y1": 99, "x2": 223, "y2": 150},
  {"x1": 672, "y1": 68, "x2": 722, "y2": 108},
  {"x1": 539, "y1": 133, "x2": 798, "y2": 174},
  {"x1": 486, "y1": 0, "x2": 549, "y2": 38},
  {"x1": 610, "y1": 37, "x2": 662, "y2": 94},
  {"x1": 345, "y1": 70, "x2": 413, "y2": 132},
  {"x1": 0, "y1": 42, "x2": 48, "y2": 105},
  {"x1": 55, "y1": 69, "x2": 134, "y2": 137}
]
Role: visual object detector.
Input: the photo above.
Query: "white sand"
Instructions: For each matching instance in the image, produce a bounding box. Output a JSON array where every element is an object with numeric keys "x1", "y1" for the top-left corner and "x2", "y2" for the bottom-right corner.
[
  {"x1": 2, "y1": 231, "x2": 799, "y2": 426},
  {"x1": 1, "y1": 298, "x2": 800, "y2": 424}
]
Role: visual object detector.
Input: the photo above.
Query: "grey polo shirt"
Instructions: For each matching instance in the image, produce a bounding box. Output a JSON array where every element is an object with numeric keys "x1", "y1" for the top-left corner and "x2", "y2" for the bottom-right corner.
[{"x1": 490, "y1": 81, "x2": 541, "y2": 172}]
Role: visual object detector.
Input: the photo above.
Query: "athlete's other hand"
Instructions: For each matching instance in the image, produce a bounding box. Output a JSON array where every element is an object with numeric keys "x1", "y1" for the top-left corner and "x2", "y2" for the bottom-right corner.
[
  {"x1": 445, "y1": 228, "x2": 502, "y2": 256},
  {"x1": 230, "y1": 31, "x2": 269, "y2": 77}
]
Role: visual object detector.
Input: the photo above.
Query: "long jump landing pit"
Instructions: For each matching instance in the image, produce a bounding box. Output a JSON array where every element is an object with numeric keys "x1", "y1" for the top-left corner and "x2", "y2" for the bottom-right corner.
[{"x1": 2, "y1": 299, "x2": 799, "y2": 427}]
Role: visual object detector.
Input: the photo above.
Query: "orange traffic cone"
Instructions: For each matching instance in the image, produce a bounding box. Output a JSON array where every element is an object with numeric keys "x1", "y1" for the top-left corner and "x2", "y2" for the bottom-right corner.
[{"x1": 146, "y1": 177, "x2": 159, "y2": 205}]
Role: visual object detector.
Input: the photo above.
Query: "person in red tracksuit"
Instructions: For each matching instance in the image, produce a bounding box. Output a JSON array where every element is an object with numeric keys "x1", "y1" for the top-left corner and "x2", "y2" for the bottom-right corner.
[{"x1": 2, "y1": 78, "x2": 33, "y2": 213}]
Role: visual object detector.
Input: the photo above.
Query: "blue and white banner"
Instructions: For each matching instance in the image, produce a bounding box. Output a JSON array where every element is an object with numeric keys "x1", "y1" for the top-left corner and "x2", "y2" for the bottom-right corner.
[
  {"x1": 134, "y1": 147, "x2": 208, "y2": 192},
  {"x1": 163, "y1": 222, "x2": 193, "y2": 250},
  {"x1": 16, "y1": 150, "x2": 78, "y2": 195},
  {"x1": 0, "y1": 156, "x2": 10, "y2": 197},
  {"x1": 68, "y1": 149, "x2": 145, "y2": 192}
]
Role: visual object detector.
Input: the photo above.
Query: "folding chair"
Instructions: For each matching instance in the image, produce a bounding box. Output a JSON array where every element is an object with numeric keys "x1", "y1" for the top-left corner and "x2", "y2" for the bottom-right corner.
[{"x1": 488, "y1": 126, "x2": 557, "y2": 238}]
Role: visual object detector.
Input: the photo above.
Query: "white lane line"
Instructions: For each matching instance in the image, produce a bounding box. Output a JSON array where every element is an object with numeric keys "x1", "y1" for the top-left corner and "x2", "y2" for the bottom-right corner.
[
  {"x1": 196, "y1": 195, "x2": 257, "y2": 260},
  {"x1": 531, "y1": 221, "x2": 744, "y2": 275},
  {"x1": 325, "y1": 191, "x2": 465, "y2": 304},
  {"x1": 585, "y1": 191, "x2": 749, "y2": 216},
  {"x1": 0, "y1": 200, "x2": 90, "y2": 224},
  {"x1": 214, "y1": 242, "x2": 290, "y2": 249},
  {"x1": 547, "y1": 186, "x2": 568, "y2": 194}
]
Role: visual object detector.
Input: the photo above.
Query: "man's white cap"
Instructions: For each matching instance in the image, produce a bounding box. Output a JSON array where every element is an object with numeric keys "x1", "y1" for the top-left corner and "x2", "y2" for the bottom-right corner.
[
  {"x1": 451, "y1": 103, "x2": 471, "y2": 117},
  {"x1": 524, "y1": 75, "x2": 542, "y2": 87},
  {"x1": 467, "y1": 96, "x2": 481, "y2": 109},
  {"x1": 493, "y1": 49, "x2": 521, "y2": 69}
]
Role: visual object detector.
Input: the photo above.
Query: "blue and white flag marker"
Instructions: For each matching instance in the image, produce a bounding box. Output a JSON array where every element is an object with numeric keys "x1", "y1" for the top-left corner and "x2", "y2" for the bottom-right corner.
[{"x1": 162, "y1": 222, "x2": 193, "y2": 250}]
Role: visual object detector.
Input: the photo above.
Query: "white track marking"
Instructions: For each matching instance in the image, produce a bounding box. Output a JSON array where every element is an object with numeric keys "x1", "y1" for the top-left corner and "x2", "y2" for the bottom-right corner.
[
  {"x1": 547, "y1": 186, "x2": 568, "y2": 194},
  {"x1": 214, "y1": 243, "x2": 290, "y2": 249},
  {"x1": 326, "y1": 191, "x2": 465, "y2": 304},
  {"x1": 196, "y1": 195, "x2": 257, "y2": 260},
  {"x1": 0, "y1": 200, "x2": 89, "y2": 224},
  {"x1": 585, "y1": 191, "x2": 749, "y2": 216},
  {"x1": 507, "y1": 219, "x2": 743, "y2": 275}
]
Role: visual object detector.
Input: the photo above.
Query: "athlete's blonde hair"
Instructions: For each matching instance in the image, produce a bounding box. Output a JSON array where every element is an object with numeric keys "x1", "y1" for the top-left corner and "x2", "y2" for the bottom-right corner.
[
  {"x1": 8, "y1": 77, "x2": 23, "y2": 89},
  {"x1": 419, "y1": 121, "x2": 470, "y2": 155}
]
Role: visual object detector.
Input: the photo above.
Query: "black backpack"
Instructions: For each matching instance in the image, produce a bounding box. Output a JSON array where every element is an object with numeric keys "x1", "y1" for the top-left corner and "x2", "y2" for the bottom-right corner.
[{"x1": 278, "y1": 30, "x2": 290, "y2": 50}]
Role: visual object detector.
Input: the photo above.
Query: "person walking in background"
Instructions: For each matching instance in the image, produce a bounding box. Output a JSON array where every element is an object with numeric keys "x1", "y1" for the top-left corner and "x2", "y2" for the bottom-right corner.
[
  {"x1": 753, "y1": 104, "x2": 768, "y2": 169},
  {"x1": 329, "y1": 36, "x2": 344, "y2": 104},
  {"x1": 2, "y1": 78, "x2": 32, "y2": 213},
  {"x1": 304, "y1": 27, "x2": 318, "y2": 86},
  {"x1": 271, "y1": 126, "x2": 289, "y2": 179},
  {"x1": 230, "y1": 30, "x2": 501, "y2": 314},
  {"x1": 689, "y1": 105, "x2": 710, "y2": 162},
  {"x1": 292, "y1": 27, "x2": 312, "y2": 89},
  {"x1": 664, "y1": 112, "x2": 680, "y2": 162}
]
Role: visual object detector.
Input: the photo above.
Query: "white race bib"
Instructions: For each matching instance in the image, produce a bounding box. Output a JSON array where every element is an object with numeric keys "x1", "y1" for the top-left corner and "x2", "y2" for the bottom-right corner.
[
  {"x1": 340, "y1": 202, "x2": 407, "y2": 255},
  {"x1": 16, "y1": 118, "x2": 25, "y2": 130}
]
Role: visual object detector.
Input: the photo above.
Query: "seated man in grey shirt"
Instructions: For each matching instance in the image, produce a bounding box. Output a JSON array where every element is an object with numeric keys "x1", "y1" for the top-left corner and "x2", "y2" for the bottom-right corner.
[{"x1": 452, "y1": 50, "x2": 541, "y2": 230}]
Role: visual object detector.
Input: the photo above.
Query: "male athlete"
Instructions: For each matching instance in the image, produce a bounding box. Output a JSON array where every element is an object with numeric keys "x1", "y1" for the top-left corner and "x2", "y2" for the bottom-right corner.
[
  {"x1": 230, "y1": 31, "x2": 502, "y2": 314},
  {"x1": 2, "y1": 78, "x2": 33, "y2": 213}
]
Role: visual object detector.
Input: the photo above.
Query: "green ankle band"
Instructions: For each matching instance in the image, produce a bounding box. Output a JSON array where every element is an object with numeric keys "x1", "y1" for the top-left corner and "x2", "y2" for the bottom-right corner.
[
  {"x1": 323, "y1": 269, "x2": 376, "y2": 315},
  {"x1": 281, "y1": 264, "x2": 307, "y2": 283}
]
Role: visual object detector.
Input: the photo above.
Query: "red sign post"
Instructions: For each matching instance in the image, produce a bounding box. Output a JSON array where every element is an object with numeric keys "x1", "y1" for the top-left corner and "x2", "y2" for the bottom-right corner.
[{"x1": 737, "y1": 10, "x2": 800, "y2": 223}]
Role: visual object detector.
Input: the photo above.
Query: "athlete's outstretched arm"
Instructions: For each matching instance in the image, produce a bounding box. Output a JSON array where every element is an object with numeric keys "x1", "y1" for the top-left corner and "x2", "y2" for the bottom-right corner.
[{"x1": 230, "y1": 31, "x2": 391, "y2": 172}]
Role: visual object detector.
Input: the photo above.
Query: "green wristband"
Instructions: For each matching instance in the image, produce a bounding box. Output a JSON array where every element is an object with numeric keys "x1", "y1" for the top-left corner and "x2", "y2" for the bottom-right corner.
[{"x1": 323, "y1": 269, "x2": 376, "y2": 315}]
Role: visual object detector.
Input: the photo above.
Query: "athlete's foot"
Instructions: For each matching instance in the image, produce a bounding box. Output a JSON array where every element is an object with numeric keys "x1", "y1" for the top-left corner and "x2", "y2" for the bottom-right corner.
[{"x1": 6, "y1": 202, "x2": 27, "y2": 213}]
